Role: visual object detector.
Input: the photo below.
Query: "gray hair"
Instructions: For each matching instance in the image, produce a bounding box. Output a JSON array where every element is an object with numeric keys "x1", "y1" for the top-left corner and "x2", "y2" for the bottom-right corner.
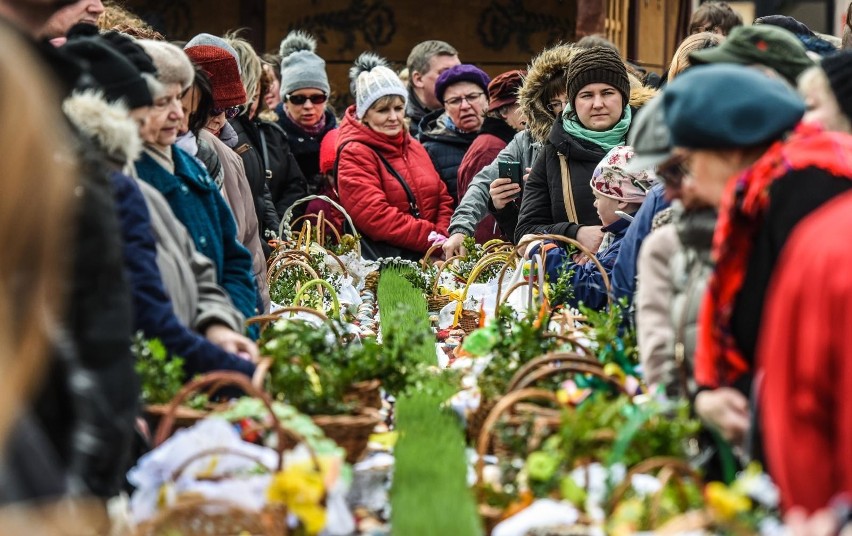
[
  {"x1": 223, "y1": 31, "x2": 262, "y2": 111},
  {"x1": 406, "y1": 40, "x2": 458, "y2": 78}
]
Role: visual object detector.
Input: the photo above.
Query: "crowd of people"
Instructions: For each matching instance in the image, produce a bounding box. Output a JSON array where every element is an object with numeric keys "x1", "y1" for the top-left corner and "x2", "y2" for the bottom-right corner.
[{"x1": 1, "y1": 0, "x2": 851, "y2": 532}]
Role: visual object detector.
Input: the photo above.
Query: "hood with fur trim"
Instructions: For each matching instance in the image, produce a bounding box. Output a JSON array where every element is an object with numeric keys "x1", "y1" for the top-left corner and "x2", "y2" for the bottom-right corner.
[
  {"x1": 629, "y1": 84, "x2": 658, "y2": 109},
  {"x1": 62, "y1": 90, "x2": 142, "y2": 167},
  {"x1": 518, "y1": 43, "x2": 577, "y2": 144}
]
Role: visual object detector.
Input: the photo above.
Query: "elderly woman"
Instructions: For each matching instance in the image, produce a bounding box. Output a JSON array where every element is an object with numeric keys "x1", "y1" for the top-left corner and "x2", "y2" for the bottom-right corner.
[
  {"x1": 443, "y1": 44, "x2": 577, "y2": 257},
  {"x1": 660, "y1": 65, "x2": 852, "y2": 461},
  {"x1": 274, "y1": 30, "x2": 337, "y2": 187},
  {"x1": 419, "y1": 63, "x2": 491, "y2": 203},
  {"x1": 516, "y1": 46, "x2": 634, "y2": 254},
  {"x1": 135, "y1": 40, "x2": 258, "y2": 322},
  {"x1": 455, "y1": 69, "x2": 526, "y2": 243},
  {"x1": 798, "y1": 50, "x2": 852, "y2": 133},
  {"x1": 337, "y1": 53, "x2": 454, "y2": 261}
]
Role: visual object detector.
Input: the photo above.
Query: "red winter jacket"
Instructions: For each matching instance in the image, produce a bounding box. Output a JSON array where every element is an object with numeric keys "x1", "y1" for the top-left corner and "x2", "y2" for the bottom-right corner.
[{"x1": 337, "y1": 105, "x2": 453, "y2": 254}]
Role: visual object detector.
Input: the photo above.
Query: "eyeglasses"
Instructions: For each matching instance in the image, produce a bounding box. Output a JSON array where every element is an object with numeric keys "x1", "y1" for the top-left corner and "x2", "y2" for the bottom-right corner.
[
  {"x1": 443, "y1": 91, "x2": 485, "y2": 109},
  {"x1": 656, "y1": 153, "x2": 692, "y2": 190},
  {"x1": 546, "y1": 99, "x2": 567, "y2": 112},
  {"x1": 210, "y1": 105, "x2": 242, "y2": 119},
  {"x1": 285, "y1": 93, "x2": 328, "y2": 106}
]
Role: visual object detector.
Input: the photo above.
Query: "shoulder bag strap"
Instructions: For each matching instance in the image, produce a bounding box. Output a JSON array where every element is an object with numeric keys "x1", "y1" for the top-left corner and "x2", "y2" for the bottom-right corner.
[
  {"x1": 257, "y1": 125, "x2": 273, "y2": 180},
  {"x1": 335, "y1": 140, "x2": 421, "y2": 219},
  {"x1": 557, "y1": 152, "x2": 579, "y2": 224}
]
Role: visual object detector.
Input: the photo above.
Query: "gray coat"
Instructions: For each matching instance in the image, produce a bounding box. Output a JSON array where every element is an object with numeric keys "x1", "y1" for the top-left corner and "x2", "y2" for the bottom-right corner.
[
  {"x1": 136, "y1": 180, "x2": 245, "y2": 333},
  {"x1": 448, "y1": 129, "x2": 541, "y2": 237}
]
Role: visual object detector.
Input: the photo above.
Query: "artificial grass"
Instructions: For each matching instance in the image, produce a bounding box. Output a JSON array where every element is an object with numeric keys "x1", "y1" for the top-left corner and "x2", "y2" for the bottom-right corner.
[{"x1": 378, "y1": 266, "x2": 481, "y2": 536}]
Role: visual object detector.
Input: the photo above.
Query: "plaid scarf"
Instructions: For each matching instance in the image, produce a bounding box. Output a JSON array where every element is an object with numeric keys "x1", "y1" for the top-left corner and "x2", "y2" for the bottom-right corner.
[{"x1": 695, "y1": 123, "x2": 852, "y2": 389}]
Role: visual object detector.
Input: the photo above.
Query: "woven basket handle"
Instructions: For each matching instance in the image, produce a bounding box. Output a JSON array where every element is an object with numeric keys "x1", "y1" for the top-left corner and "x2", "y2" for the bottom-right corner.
[
  {"x1": 482, "y1": 240, "x2": 514, "y2": 255},
  {"x1": 420, "y1": 242, "x2": 443, "y2": 271},
  {"x1": 280, "y1": 194, "x2": 360, "y2": 254},
  {"x1": 608, "y1": 457, "x2": 702, "y2": 527},
  {"x1": 475, "y1": 388, "x2": 561, "y2": 486},
  {"x1": 516, "y1": 233, "x2": 613, "y2": 309},
  {"x1": 453, "y1": 253, "x2": 514, "y2": 321},
  {"x1": 505, "y1": 351, "x2": 603, "y2": 393},
  {"x1": 267, "y1": 258, "x2": 321, "y2": 284},
  {"x1": 152, "y1": 372, "x2": 316, "y2": 471},
  {"x1": 511, "y1": 360, "x2": 629, "y2": 395},
  {"x1": 432, "y1": 255, "x2": 466, "y2": 294},
  {"x1": 267, "y1": 249, "x2": 314, "y2": 270},
  {"x1": 292, "y1": 278, "x2": 340, "y2": 319}
]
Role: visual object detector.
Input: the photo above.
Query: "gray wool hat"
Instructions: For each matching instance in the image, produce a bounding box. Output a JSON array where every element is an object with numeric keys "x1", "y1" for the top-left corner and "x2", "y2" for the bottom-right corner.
[
  {"x1": 278, "y1": 30, "x2": 330, "y2": 99},
  {"x1": 185, "y1": 33, "x2": 241, "y2": 74},
  {"x1": 625, "y1": 93, "x2": 672, "y2": 173}
]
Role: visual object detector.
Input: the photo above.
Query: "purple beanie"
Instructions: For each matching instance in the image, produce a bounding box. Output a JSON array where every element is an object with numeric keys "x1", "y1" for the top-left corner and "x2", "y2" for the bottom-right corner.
[{"x1": 435, "y1": 64, "x2": 492, "y2": 104}]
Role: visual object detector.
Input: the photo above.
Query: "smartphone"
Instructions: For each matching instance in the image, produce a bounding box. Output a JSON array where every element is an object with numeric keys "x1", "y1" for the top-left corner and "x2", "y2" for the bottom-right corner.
[
  {"x1": 615, "y1": 210, "x2": 634, "y2": 223},
  {"x1": 498, "y1": 161, "x2": 523, "y2": 185}
]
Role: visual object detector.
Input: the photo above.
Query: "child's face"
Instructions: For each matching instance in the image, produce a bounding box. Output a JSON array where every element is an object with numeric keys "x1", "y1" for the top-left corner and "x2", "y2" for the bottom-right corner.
[{"x1": 593, "y1": 190, "x2": 621, "y2": 227}]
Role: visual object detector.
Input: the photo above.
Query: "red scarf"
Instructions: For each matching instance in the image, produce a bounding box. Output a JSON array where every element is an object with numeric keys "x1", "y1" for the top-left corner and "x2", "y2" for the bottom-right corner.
[{"x1": 695, "y1": 123, "x2": 852, "y2": 389}]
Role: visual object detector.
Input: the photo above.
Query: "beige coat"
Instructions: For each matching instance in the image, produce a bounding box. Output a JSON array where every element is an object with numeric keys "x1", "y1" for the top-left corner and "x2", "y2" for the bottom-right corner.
[{"x1": 198, "y1": 129, "x2": 270, "y2": 314}]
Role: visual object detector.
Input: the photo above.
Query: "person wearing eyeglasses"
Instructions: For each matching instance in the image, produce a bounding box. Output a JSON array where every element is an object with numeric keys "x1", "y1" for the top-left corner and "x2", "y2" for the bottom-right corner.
[
  {"x1": 274, "y1": 30, "x2": 337, "y2": 187},
  {"x1": 336, "y1": 52, "x2": 453, "y2": 261},
  {"x1": 515, "y1": 46, "x2": 636, "y2": 256},
  {"x1": 181, "y1": 43, "x2": 271, "y2": 318},
  {"x1": 455, "y1": 69, "x2": 526, "y2": 244},
  {"x1": 443, "y1": 43, "x2": 577, "y2": 258},
  {"x1": 135, "y1": 40, "x2": 258, "y2": 326},
  {"x1": 419, "y1": 63, "x2": 491, "y2": 204}
]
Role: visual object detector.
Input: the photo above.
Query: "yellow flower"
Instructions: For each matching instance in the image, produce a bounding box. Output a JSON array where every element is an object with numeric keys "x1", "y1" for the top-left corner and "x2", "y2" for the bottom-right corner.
[
  {"x1": 305, "y1": 365, "x2": 323, "y2": 396},
  {"x1": 705, "y1": 481, "x2": 751, "y2": 521},
  {"x1": 268, "y1": 462, "x2": 326, "y2": 535}
]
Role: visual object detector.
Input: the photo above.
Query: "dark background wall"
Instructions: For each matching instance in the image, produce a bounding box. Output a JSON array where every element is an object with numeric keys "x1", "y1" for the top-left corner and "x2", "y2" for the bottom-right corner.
[{"x1": 122, "y1": 0, "x2": 579, "y2": 110}]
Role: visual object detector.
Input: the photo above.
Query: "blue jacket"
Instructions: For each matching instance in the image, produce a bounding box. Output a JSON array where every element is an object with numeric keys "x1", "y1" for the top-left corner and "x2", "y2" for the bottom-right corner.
[
  {"x1": 611, "y1": 183, "x2": 670, "y2": 305},
  {"x1": 111, "y1": 171, "x2": 255, "y2": 379},
  {"x1": 135, "y1": 146, "x2": 257, "y2": 321},
  {"x1": 531, "y1": 217, "x2": 631, "y2": 311}
]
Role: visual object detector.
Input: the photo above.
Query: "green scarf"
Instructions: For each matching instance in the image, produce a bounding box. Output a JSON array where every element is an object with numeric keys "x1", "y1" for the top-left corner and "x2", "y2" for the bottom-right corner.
[{"x1": 562, "y1": 105, "x2": 632, "y2": 152}]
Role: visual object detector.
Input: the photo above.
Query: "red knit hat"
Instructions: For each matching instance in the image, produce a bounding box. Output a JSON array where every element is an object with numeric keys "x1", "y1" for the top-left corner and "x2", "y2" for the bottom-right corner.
[
  {"x1": 318, "y1": 128, "x2": 340, "y2": 175},
  {"x1": 184, "y1": 45, "x2": 246, "y2": 109}
]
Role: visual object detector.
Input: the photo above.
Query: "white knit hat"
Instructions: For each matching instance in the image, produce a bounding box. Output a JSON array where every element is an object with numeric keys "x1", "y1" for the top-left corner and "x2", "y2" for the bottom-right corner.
[{"x1": 351, "y1": 52, "x2": 406, "y2": 119}]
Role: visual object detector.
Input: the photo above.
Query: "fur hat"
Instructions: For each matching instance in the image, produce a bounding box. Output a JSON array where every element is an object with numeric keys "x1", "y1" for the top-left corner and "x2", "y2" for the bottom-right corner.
[
  {"x1": 820, "y1": 50, "x2": 852, "y2": 121},
  {"x1": 63, "y1": 90, "x2": 143, "y2": 165},
  {"x1": 518, "y1": 43, "x2": 577, "y2": 143},
  {"x1": 278, "y1": 30, "x2": 330, "y2": 98},
  {"x1": 566, "y1": 46, "x2": 630, "y2": 110},
  {"x1": 185, "y1": 45, "x2": 247, "y2": 109},
  {"x1": 664, "y1": 64, "x2": 804, "y2": 149},
  {"x1": 137, "y1": 40, "x2": 194, "y2": 93},
  {"x1": 62, "y1": 36, "x2": 152, "y2": 109},
  {"x1": 590, "y1": 146, "x2": 654, "y2": 204},
  {"x1": 350, "y1": 52, "x2": 406, "y2": 119},
  {"x1": 434, "y1": 64, "x2": 491, "y2": 104}
]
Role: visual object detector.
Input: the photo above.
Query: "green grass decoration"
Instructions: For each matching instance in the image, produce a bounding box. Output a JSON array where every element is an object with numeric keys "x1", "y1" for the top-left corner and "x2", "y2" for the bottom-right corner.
[{"x1": 378, "y1": 267, "x2": 480, "y2": 536}]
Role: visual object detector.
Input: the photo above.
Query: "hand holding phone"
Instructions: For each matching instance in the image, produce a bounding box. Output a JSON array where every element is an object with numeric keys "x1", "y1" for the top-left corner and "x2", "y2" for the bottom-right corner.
[{"x1": 498, "y1": 161, "x2": 523, "y2": 185}]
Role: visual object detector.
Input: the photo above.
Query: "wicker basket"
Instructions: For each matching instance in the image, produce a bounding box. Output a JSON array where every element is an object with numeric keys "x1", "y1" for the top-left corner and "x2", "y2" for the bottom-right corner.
[
  {"x1": 312, "y1": 407, "x2": 382, "y2": 463},
  {"x1": 343, "y1": 379, "x2": 382, "y2": 410},
  {"x1": 364, "y1": 270, "x2": 380, "y2": 294},
  {"x1": 427, "y1": 254, "x2": 466, "y2": 311},
  {"x1": 453, "y1": 253, "x2": 515, "y2": 333}
]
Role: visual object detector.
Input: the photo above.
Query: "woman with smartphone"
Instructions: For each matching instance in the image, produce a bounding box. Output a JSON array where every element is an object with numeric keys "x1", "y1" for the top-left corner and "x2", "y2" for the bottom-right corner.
[
  {"x1": 336, "y1": 53, "x2": 454, "y2": 260},
  {"x1": 515, "y1": 46, "x2": 635, "y2": 255}
]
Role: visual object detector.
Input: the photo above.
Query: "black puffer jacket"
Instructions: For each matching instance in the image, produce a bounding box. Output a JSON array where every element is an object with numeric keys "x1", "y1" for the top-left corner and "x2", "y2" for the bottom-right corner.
[
  {"x1": 257, "y1": 119, "x2": 308, "y2": 220},
  {"x1": 514, "y1": 118, "x2": 606, "y2": 242},
  {"x1": 274, "y1": 106, "x2": 338, "y2": 191},
  {"x1": 418, "y1": 109, "x2": 478, "y2": 203},
  {"x1": 230, "y1": 115, "x2": 282, "y2": 247}
]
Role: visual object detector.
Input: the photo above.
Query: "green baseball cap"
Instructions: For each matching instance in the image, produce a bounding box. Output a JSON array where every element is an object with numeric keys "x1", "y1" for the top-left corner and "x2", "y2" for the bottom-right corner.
[{"x1": 689, "y1": 25, "x2": 814, "y2": 85}]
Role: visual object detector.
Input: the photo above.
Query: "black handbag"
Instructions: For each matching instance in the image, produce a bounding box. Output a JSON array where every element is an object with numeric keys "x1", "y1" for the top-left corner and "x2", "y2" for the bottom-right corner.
[{"x1": 334, "y1": 140, "x2": 423, "y2": 261}]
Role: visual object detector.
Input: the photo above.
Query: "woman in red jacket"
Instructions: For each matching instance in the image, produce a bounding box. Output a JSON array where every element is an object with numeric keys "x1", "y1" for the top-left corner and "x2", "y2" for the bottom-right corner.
[{"x1": 337, "y1": 53, "x2": 454, "y2": 260}]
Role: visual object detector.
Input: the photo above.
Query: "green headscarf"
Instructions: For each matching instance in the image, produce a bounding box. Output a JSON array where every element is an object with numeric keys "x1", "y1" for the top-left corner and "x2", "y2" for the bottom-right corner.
[{"x1": 562, "y1": 105, "x2": 632, "y2": 152}]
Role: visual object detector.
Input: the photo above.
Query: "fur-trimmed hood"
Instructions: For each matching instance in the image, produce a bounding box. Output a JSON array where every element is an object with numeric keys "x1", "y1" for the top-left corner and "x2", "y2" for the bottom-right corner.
[
  {"x1": 629, "y1": 84, "x2": 658, "y2": 109},
  {"x1": 62, "y1": 90, "x2": 142, "y2": 166},
  {"x1": 518, "y1": 43, "x2": 576, "y2": 145}
]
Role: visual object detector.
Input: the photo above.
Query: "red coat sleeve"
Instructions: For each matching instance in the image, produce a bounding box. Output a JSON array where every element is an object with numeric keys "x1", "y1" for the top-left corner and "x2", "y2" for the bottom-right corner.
[
  {"x1": 337, "y1": 143, "x2": 439, "y2": 252},
  {"x1": 758, "y1": 197, "x2": 852, "y2": 514}
]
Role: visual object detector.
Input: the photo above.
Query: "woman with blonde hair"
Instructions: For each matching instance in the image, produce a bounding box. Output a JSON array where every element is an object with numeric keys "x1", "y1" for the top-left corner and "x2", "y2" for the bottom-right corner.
[{"x1": 668, "y1": 32, "x2": 724, "y2": 81}]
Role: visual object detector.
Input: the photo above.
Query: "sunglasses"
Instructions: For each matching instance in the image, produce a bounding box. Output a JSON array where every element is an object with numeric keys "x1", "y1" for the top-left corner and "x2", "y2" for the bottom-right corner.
[
  {"x1": 285, "y1": 93, "x2": 328, "y2": 106},
  {"x1": 210, "y1": 105, "x2": 241, "y2": 119}
]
